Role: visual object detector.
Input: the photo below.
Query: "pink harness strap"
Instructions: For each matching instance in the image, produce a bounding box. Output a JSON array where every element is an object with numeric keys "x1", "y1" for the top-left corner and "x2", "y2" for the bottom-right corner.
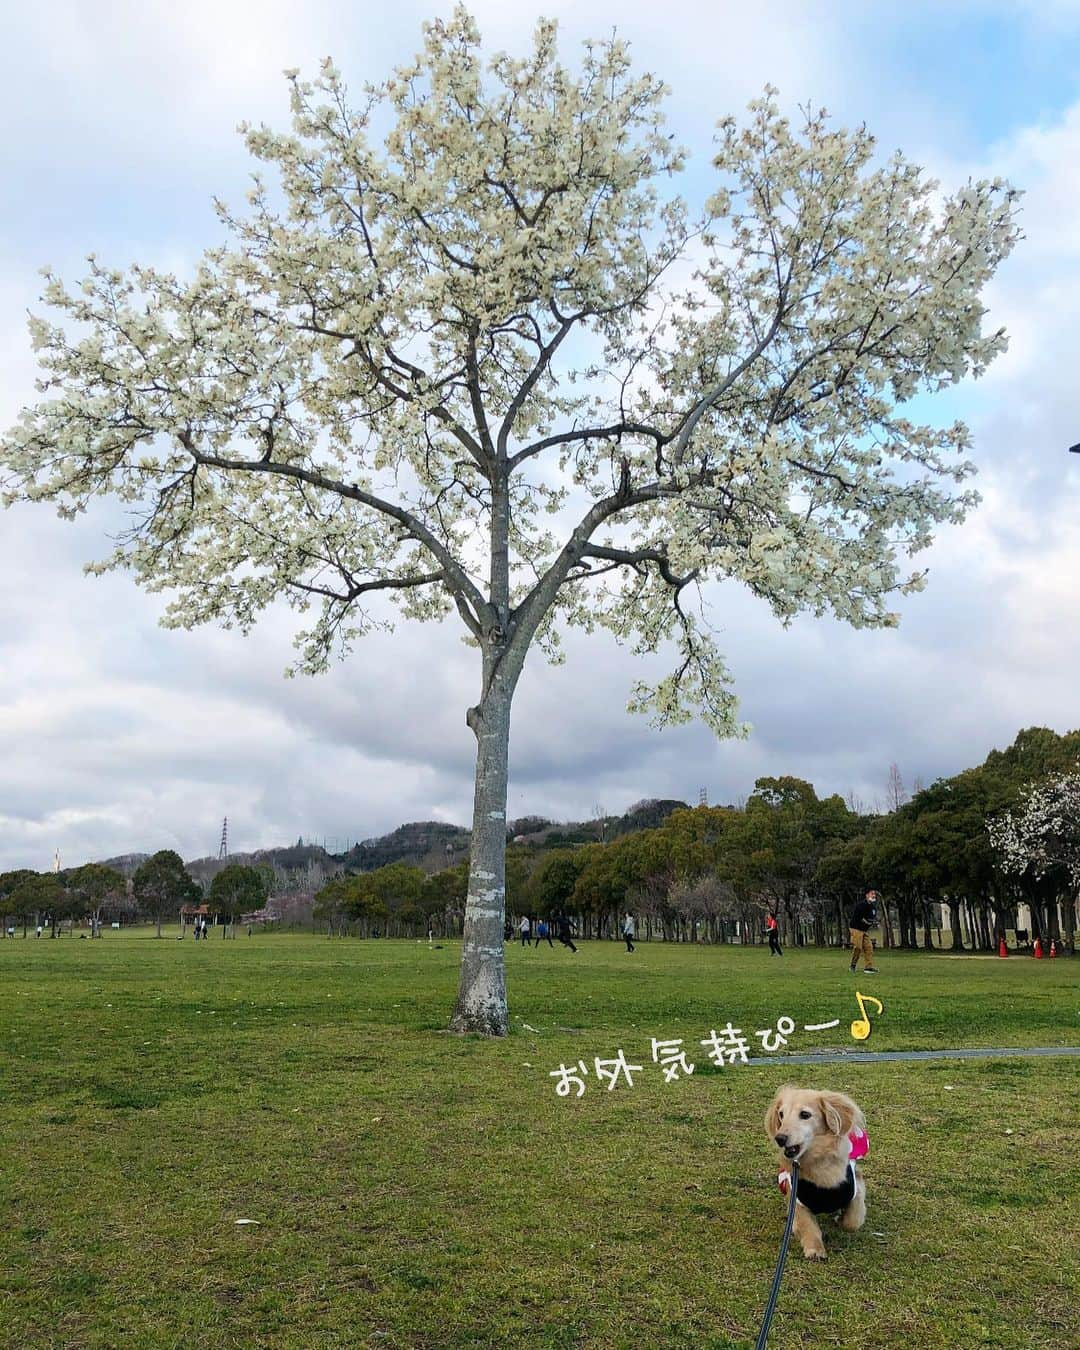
[
  {"x1": 848, "y1": 1127, "x2": 869, "y2": 1161},
  {"x1": 777, "y1": 1129, "x2": 869, "y2": 1197}
]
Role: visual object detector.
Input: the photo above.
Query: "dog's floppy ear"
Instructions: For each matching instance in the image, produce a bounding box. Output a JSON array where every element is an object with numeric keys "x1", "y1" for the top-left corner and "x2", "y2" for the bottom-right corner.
[
  {"x1": 764, "y1": 1087, "x2": 789, "y2": 1138},
  {"x1": 819, "y1": 1091, "x2": 863, "y2": 1136}
]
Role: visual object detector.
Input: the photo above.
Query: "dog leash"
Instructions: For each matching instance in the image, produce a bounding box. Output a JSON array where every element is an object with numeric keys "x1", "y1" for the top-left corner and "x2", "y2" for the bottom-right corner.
[{"x1": 755, "y1": 1160, "x2": 799, "y2": 1350}]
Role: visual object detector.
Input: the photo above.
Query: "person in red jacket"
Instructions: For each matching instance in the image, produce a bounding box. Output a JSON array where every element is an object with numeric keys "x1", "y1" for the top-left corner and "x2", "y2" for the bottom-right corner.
[{"x1": 765, "y1": 912, "x2": 782, "y2": 956}]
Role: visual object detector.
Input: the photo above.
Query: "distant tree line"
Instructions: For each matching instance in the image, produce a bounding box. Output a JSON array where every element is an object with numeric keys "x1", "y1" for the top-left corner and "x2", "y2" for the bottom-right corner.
[
  {"x1": 0, "y1": 851, "x2": 273, "y2": 939},
  {"x1": 4, "y1": 727, "x2": 1076, "y2": 952},
  {"x1": 312, "y1": 727, "x2": 1079, "y2": 952}
]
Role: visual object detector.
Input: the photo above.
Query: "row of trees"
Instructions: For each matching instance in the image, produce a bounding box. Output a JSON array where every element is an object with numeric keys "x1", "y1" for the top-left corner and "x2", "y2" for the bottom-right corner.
[
  {"x1": 313, "y1": 861, "x2": 464, "y2": 937},
  {"x1": 313, "y1": 727, "x2": 1078, "y2": 953},
  {"x1": 0, "y1": 863, "x2": 131, "y2": 938},
  {"x1": 851, "y1": 726, "x2": 1080, "y2": 951},
  {"x1": 6, "y1": 727, "x2": 1074, "y2": 952},
  {"x1": 0, "y1": 852, "x2": 272, "y2": 938}
]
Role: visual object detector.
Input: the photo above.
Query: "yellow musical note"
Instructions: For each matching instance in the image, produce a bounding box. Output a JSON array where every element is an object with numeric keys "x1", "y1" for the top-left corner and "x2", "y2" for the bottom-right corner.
[{"x1": 850, "y1": 990, "x2": 884, "y2": 1041}]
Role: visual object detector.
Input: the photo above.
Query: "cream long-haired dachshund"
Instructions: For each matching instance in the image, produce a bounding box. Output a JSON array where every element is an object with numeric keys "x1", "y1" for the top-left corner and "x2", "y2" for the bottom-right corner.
[{"x1": 764, "y1": 1085, "x2": 869, "y2": 1260}]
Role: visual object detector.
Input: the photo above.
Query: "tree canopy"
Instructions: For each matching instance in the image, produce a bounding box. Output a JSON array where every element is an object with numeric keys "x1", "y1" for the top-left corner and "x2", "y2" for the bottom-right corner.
[
  {"x1": 2, "y1": 873, "x2": 67, "y2": 933},
  {"x1": 209, "y1": 863, "x2": 269, "y2": 926},
  {"x1": 66, "y1": 863, "x2": 127, "y2": 934},
  {"x1": 133, "y1": 850, "x2": 201, "y2": 936}
]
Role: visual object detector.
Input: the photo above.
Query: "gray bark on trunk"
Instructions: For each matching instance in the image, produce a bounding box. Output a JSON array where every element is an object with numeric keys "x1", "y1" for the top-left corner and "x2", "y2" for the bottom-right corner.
[
  {"x1": 450, "y1": 685, "x2": 511, "y2": 1035},
  {"x1": 1062, "y1": 896, "x2": 1076, "y2": 953},
  {"x1": 446, "y1": 451, "x2": 626, "y2": 1034},
  {"x1": 948, "y1": 898, "x2": 964, "y2": 951},
  {"x1": 450, "y1": 623, "x2": 522, "y2": 1034}
]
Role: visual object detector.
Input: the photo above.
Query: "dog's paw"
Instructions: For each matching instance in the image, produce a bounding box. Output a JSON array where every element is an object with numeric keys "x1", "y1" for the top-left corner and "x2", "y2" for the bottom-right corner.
[{"x1": 802, "y1": 1246, "x2": 827, "y2": 1261}]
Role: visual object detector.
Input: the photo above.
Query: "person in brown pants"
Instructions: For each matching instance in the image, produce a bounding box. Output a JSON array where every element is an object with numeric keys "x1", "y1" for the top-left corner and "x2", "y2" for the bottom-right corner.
[{"x1": 849, "y1": 891, "x2": 880, "y2": 973}]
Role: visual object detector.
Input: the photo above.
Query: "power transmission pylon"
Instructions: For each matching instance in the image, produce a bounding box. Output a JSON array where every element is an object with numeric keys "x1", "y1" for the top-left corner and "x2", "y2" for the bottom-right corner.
[
  {"x1": 699, "y1": 786, "x2": 708, "y2": 807},
  {"x1": 218, "y1": 817, "x2": 228, "y2": 860}
]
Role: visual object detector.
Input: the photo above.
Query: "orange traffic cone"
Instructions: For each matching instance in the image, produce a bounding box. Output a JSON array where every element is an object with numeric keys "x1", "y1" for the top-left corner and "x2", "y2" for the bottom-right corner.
[
  {"x1": 998, "y1": 936, "x2": 1008, "y2": 958},
  {"x1": 1049, "y1": 939, "x2": 1058, "y2": 958},
  {"x1": 1033, "y1": 937, "x2": 1044, "y2": 958}
]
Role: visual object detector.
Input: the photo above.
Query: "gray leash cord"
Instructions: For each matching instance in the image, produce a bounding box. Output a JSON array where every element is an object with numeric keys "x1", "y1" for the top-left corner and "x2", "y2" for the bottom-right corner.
[{"x1": 755, "y1": 1161, "x2": 799, "y2": 1350}]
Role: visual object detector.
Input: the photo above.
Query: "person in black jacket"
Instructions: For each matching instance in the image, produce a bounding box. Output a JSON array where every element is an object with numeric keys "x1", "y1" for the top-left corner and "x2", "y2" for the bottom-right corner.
[
  {"x1": 849, "y1": 891, "x2": 880, "y2": 973},
  {"x1": 555, "y1": 913, "x2": 578, "y2": 953}
]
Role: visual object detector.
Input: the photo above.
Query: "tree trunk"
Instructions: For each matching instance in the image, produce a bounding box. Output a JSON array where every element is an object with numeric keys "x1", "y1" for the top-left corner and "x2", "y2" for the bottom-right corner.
[
  {"x1": 1062, "y1": 895, "x2": 1076, "y2": 953},
  {"x1": 881, "y1": 902, "x2": 895, "y2": 949},
  {"x1": 972, "y1": 907, "x2": 993, "y2": 950},
  {"x1": 922, "y1": 900, "x2": 935, "y2": 950},
  {"x1": 450, "y1": 678, "x2": 513, "y2": 1036},
  {"x1": 980, "y1": 901, "x2": 994, "y2": 950},
  {"x1": 1049, "y1": 903, "x2": 1062, "y2": 942},
  {"x1": 948, "y1": 898, "x2": 964, "y2": 951}
]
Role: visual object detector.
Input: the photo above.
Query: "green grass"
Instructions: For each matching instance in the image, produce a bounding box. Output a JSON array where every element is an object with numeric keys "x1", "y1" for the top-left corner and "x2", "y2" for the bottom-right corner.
[{"x1": 0, "y1": 931, "x2": 1077, "y2": 1348}]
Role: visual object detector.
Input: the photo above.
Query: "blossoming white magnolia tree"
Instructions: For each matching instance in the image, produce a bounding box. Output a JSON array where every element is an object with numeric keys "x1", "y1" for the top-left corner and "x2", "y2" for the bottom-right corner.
[
  {"x1": 2, "y1": 9, "x2": 1019, "y2": 1033},
  {"x1": 989, "y1": 772, "x2": 1080, "y2": 944}
]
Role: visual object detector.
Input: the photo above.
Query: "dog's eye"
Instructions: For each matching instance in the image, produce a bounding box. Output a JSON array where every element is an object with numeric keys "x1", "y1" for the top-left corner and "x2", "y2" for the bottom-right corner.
[
  {"x1": 777, "y1": 1110, "x2": 784, "y2": 1121},
  {"x1": 799, "y1": 1110, "x2": 812, "y2": 1120}
]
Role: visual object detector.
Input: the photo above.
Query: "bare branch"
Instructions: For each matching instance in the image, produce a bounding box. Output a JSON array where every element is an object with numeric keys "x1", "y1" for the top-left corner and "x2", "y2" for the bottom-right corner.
[
  {"x1": 176, "y1": 430, "x2": 490, "y2": 629},
  {"x1": 289, "y1": 569, "x2": 445, "y2": 604},
  {"x1": 669, "y1": 305, "x2": 788, "y2": 467},
  {"x1": 580, "y1": 543, "x2": 699, "y2": 589},
  {"x1": 508, "y1": 419, "x2": 667, "y2": 471},
  {"x1": 497, "y1": 314, "x2": 576, "y2": 458}
]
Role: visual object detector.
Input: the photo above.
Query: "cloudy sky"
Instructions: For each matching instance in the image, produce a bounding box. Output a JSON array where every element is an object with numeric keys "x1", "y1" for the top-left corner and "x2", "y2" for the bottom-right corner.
[{"x1": 2, "y1": 0, "x2": 1079, "y2": 871}]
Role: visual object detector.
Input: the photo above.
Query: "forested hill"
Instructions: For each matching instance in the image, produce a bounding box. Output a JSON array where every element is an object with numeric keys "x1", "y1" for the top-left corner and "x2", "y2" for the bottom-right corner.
[
  {"x1": 323, "y1": 800, "x2": 692, "y2": 872},
  {"x1": 94, "y1": 799, "x2": 691, "y2": 880}
]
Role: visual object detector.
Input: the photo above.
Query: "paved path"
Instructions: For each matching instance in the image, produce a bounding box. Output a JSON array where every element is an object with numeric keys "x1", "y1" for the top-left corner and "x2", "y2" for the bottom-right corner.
[{"x1": 747, "y1": 1045, "x2": 1080, "y2": 1067}]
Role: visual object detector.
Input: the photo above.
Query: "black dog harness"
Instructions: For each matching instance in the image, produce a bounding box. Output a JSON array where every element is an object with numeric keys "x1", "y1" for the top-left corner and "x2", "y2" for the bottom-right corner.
[
  {"x1": 776, "y1": 1128, "x2": 867, "y2": 1215},
  {"x1": 788, "y1": 1162, "x2": 856, "y2": 1215}
]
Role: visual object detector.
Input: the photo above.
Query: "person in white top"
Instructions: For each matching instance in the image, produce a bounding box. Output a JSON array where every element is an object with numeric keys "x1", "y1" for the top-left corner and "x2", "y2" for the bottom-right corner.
[
  {"x1": 519, "y1": 915, "x2": 531, "y2": 948},
  {"x1": 621, "y1": 912, "x2": 635, "y2": 952}
]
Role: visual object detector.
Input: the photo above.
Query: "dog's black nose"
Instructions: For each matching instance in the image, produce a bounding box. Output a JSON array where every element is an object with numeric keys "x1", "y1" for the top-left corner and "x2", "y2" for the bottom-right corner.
[{"x1": 774, "y1": 1133, "x2": 788, "y2": 1147}]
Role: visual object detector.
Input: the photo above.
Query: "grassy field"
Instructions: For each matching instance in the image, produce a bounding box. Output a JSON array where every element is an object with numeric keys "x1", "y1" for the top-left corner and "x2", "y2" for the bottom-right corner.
[{"x1": 0, "y1": 930, "x2": 1076, "y2": 1349}]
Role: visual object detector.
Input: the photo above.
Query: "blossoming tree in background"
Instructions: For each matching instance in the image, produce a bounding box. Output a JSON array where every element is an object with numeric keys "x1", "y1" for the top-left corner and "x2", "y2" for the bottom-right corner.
[
  {"x1": 1, "y1": 8, "x2": 1019, "y2": 1033},
  {"x1": 989, "y1": 771, "x2": 1080, "y2": 948}
]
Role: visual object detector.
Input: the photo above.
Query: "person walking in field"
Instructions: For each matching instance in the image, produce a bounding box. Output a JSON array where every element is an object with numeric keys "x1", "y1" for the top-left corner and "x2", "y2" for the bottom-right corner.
[
  {"x1": 622, "y1": 912, "x2": 636, "y2": 953},
  {"x1": 519, "y1": 915, "x2": 531, "y2": 948},
  {"x1": 766, "y1": 911, "x2": 782, "y2": 956},
  {"x1": 534, "y1": 918, "x2": 554, "y2": 948},
  {"x1": 849, "y1": 890, "x2": 880, "y2": 973},
  {"x1": 555, "y1": 913, "x2": 578, "y2": 953}
]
